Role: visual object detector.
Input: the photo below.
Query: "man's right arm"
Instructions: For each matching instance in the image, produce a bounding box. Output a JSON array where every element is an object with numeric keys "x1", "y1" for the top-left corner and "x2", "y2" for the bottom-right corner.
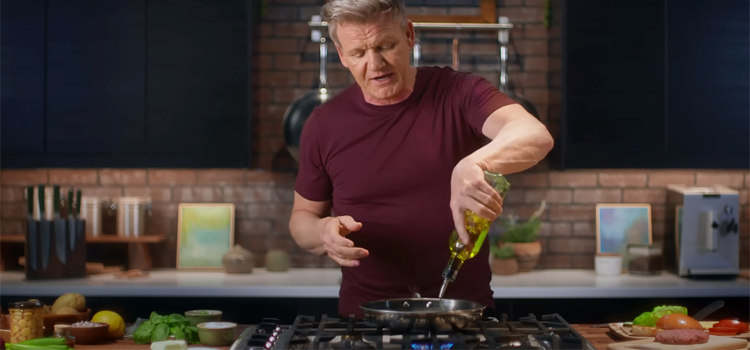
[
  {"x1": 289, "y1": 191, "x2": 369, "y2": 266},
  {"x1": 289, "y1": 191, "x2": 332, "y2": 256}
]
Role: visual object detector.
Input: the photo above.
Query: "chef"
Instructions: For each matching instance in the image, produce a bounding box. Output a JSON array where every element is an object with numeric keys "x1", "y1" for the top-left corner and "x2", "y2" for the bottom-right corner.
[{"x1": 288, "y1": 0, "x2": 553, "y2": 318}]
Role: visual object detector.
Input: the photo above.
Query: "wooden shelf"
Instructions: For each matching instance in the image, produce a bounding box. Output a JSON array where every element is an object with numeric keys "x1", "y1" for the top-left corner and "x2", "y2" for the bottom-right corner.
[
  {"x1": 0, "y1": 234, "x2": 166, "y2": 243},
  {"x1": 0, "y1": 234, "x2": 166, "y2": 271}
]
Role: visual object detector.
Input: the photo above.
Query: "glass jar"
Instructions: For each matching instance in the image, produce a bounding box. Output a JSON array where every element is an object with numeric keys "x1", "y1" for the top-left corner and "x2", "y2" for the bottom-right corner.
[
  {"x1": 626, "y1": 243, "x2": 663, "y2": 275},
  {"x1": 8, "y1": 301, "x2": 44, "y2": 343},
  {"x1": 53, "y1": 324, "x2": 76, "y2": 348}
]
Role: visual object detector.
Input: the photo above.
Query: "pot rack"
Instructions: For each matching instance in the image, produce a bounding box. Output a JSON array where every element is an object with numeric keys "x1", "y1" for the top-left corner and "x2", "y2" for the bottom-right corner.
[{"x1": 307, "y1": 15, "x2": 514, "y2": 89}]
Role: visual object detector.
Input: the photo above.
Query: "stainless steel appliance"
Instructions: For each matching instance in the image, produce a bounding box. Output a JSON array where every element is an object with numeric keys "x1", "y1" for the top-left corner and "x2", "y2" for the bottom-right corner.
[
  {"x1": 229, "y1": 313, "x2": 595, "y2": 350},
  {"x1": 665, "y1": 185, "x2": 741, "y2": 277}
]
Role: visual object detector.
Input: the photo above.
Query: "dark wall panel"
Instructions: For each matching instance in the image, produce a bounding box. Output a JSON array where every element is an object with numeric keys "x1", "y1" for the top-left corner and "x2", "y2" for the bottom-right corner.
[
  {"x1": 1, "y1": 0, "x2": 46, "y2": 154},
  {"x1": 45, "y1": 0, "x2": 146, "y2": 155},
  {"x1": 147, "y1": 0, "x2": 247, "y2": 163},
  {"x1": 666, "y1": 0, "x2": 750, "y2": 161}
]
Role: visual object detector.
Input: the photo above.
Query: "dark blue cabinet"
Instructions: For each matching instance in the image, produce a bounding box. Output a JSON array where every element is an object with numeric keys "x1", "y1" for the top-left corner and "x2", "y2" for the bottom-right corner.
[
  {"x1": 1, "y1": 0, "x2": 253, "y2": 168},
  {"x1": 561, "y1": 0, "x2": 749, "y2": 169}
]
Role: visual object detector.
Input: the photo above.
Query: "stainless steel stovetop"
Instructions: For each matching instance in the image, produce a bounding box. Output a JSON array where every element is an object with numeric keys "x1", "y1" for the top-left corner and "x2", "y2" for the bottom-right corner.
[{"x1": 229, "y1": 313, "x2": 596, "y2": 350}]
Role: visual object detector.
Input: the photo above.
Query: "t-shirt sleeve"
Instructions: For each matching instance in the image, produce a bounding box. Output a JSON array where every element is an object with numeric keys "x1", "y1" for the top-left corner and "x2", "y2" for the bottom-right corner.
[
  {"x1": 458, "y1": 73, "x2": 517, "y2": 137},
  {"x1": 294, "y1": 111, "x2": 333, "y2": 202}
]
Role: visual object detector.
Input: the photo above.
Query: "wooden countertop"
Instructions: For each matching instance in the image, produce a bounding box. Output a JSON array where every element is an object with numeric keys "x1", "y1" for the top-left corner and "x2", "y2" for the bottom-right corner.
[{"x1": 71, "y1": 324, "x2": 618, "y2": 350}]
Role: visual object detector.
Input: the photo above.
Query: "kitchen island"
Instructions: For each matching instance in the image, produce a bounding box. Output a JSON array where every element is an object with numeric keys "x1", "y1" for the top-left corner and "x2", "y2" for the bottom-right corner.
[
  {"x1": 1, "y1": 268, "x2": 747, "y2": 298},
  {"x1": 1, "y1": 268, "x2": 748, "y2": 325},
  {"x1": 69, "y1": 324, "x2": 616, "y2": 350}
]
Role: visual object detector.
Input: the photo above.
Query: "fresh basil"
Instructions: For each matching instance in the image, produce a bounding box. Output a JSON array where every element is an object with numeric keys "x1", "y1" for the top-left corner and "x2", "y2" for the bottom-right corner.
[
  {"x1": 133, "y1": 323, "x2": 155, "y2": 344},
  {"x1": 133, "y1": 312, "x2": 202, "y2": 344}
]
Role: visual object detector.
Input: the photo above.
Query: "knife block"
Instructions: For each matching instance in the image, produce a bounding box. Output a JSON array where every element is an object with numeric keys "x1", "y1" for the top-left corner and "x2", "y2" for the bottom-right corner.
[{"x1": 24, "y1": 218, "x2": 87, "y2": 280}]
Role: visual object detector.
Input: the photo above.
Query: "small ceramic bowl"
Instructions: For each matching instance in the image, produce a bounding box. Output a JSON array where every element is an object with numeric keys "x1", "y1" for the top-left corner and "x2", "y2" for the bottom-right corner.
[
  {"x1": 185, "y1": 310, "x2": 222, "y2": 327},
  {"x1": 197, "y1": 322, "x2": 236, "y2": 347},
  {"x1": 67, "y1": 321, "x2": 109, "y2": 344}
]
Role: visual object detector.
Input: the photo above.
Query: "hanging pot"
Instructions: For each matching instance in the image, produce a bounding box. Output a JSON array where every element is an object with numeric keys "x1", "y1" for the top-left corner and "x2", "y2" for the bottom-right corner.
[
  {"x1": 283, "y1": 21, "x2": 331, "y2": 162},
  {"x1": 498, "y1": 17, "x2": 540, "y2": 119}
]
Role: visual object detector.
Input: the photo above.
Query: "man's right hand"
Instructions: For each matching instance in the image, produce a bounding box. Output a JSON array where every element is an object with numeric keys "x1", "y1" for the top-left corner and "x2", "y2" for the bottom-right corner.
[{"x1": 319, "y1": 216, "x2": 368, "y2": 267}]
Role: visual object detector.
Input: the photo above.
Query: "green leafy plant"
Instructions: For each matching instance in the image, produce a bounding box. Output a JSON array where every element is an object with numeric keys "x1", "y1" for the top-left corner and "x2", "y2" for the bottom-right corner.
[
  {"x1": 490, "y1": 244, "x2": 515, "y2": 259},
  {"x1": 498, "y1": 201, "x2": 546, "y2": 243},
  {"x1": 134, "y1": 311, "x2": 199, "y2": 344}
]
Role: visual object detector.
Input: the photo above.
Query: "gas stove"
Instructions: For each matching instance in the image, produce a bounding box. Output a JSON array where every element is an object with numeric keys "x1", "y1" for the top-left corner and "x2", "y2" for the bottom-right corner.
[{"x1": 229, "y1": 313, "x2": 596, "y2": 350}]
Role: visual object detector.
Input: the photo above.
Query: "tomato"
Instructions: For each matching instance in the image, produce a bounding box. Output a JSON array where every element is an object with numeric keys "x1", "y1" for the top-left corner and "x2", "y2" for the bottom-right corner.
[
  {"x1": 708, "y1": 329, "x2": 739, "y2": 336},
  {"x1": 713, "y1": 319, "x2": 749, "y2": 332},
  {"x1": 708, "y1": 326, "x2": 741, "y2": 335}
]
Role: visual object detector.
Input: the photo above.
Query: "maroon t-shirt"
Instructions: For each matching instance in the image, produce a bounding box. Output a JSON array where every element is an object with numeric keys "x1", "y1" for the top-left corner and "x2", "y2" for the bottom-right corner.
[{"x1": 295, "y1": 66, "x2": 516, "y2": 318}]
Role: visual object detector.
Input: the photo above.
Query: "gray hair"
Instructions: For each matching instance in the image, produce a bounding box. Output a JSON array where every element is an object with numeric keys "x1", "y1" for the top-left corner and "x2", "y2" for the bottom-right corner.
[{"x1": 322, "y1": 0, "x2": 407, "y2": 46}]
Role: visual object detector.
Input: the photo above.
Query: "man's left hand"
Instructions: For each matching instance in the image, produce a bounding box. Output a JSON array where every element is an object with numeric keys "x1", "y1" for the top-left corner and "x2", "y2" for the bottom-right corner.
[{"x1": 450, "y1": 160, "x2": 504, "y2": 245}]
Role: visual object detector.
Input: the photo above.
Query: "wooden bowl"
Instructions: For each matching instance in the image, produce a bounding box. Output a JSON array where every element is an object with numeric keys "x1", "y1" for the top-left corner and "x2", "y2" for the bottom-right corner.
[
  {"x1": 68, "y1": 321, "x2": 109, "y2": 345},
  {"x1": 42, "y1": 308, "x2": 91, "y2": 335}
]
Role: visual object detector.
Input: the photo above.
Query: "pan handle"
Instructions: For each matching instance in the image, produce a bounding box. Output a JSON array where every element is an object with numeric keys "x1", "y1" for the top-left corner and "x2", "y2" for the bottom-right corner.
[
  {"x1": 319, "y1": 38, "x2": 329, "y2": 93},
  {"x1": 452, "y1": 37, "x2": 459, "y2": 71},
  {"x1": 497, "y1": 16, "x2": 510, "y2": 93},
  {"x1": 413, "y1": 37, "x2": 421, "y2": 66},
  {"x1": 311, "y1": 15, "x2": 329, "y2": 94}
]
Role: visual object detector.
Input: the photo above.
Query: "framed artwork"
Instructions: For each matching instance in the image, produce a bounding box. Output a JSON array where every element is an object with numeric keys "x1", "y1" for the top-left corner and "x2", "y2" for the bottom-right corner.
[
  {"x1": 177, "y1": 203, "x2": 235, "y2": 270},
  {"x1": 596, "y1": 204, "x2": 653, "y2": 263}
]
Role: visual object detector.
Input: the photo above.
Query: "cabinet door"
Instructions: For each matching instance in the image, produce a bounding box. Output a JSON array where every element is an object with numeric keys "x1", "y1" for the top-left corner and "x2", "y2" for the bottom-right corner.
[
  {"x1": 146, "y1": 0, "x2": 248, "y2": 167},
  {"x1": 45, "y1": 0, "x2": 146, "y2": 155},
  {"x1": 0, "y1": 0, "x2": 45, "y2": 155},
  {"x1": 665, "y1": 0, "x2": 749, "y2": 168},
  {"x1": 562, "y1": 0, "x2": 666, "y2": 168}
]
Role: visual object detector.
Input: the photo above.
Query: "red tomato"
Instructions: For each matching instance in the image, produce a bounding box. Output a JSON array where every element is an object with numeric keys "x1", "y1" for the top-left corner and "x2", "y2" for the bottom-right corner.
[
  {"x1": 708, "y1": 326, "x2": 741, "y2": 335},
  {"x1": 708, "y1": 329, "x2": 739, "y2": 336},
  {"x1": 713, "y1": 319, "x2": 749, "y2": 332}
]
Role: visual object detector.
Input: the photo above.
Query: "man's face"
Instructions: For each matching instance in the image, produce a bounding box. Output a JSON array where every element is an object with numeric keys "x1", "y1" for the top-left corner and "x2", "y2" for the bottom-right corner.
[{"x1": 334, "y1": 15, "x2": 415, "y2": 105}]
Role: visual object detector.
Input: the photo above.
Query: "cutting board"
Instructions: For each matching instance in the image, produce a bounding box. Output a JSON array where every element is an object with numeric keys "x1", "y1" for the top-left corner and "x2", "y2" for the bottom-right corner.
[
  {"x1": 609, "y1": 322, "x2": 750, "y2": 341},
  {"x1": 607, "y1": 335, "x2": 748, "y2": 350}
]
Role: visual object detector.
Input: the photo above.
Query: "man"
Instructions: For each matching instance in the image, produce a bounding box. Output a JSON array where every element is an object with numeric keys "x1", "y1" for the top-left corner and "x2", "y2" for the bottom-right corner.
[{"x1": 289, "y1": 0, "x2": 554, "y2": 318}]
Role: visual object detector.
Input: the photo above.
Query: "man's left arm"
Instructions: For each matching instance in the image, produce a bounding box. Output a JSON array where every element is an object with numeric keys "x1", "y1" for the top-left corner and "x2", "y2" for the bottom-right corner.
[
  {"x1": 466, "y1": 103, "x2": 554, "y2": 175},
  {"x1": 449, "y1": 102, "x2": 553, "y2": 245}
]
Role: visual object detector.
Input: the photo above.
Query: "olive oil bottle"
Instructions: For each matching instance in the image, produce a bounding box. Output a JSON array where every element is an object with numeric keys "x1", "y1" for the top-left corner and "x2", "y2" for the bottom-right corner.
[{"x1": 439, "y1": 171, "x2": 510, "y2": 298}]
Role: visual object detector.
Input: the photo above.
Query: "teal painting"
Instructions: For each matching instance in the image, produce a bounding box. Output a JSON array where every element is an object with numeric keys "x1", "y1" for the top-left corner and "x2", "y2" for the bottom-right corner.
[
  {"x1": 596, "y1": 204, "x2": 652, "y2": 262},
  {"x1": 177, "y1": 203, "x2": 235, "y2": 269}
]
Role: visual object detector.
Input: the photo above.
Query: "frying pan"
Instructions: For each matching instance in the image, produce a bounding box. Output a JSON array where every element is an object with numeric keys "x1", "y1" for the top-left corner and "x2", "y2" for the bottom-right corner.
[
  {"x1": 498, "y1": 16, "x2": 540, "y2": 119},
  {"x1": 360, "y1": 295, "x2": 486, "y2": 332},
  {"x1": 283, "y1": 20, "x2": 331, "y2": 162}
]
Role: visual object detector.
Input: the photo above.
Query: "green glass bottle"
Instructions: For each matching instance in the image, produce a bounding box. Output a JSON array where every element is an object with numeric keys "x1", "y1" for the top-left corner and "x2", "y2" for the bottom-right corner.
[{"x1": 439, "y1": 171, "x2": 510, "y2": 298}]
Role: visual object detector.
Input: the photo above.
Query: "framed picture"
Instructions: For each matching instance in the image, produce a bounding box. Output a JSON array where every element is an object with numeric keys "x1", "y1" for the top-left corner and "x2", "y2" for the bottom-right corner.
[
  {"x1": 596, "y1": 204, "x2": 653, "y2": 260},
  {"x1": 177, "y1": 203, "x2": 235, "y2": 270}
]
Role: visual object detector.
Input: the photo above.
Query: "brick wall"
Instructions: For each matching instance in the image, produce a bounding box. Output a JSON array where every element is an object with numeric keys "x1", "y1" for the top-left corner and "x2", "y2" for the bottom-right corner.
[{"x1": 1, "y1": 1, "x2": 748, "y2": 271}]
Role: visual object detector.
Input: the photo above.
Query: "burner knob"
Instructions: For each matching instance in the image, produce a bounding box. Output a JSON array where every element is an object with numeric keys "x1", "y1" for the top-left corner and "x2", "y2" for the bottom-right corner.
[
  {"x1": 248, "y1": 334, "x2": 273, "y2": 348},
  {"x1": 257, "y1": 322, "x2": 278, "y2": 334}
]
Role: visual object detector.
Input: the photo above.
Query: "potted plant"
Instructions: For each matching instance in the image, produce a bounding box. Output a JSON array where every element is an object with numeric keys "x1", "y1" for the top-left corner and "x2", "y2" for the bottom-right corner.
[
  {"x1": 497, "y1": 201, "x2": 546, "y2": 272},
  {"x1": 489, "y1": 243, "x2": 518, "y2": 275}
]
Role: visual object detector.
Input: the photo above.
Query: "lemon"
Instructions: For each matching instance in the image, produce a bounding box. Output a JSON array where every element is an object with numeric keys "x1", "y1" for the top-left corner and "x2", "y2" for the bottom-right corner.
[{"x1": 91, "y1": 310, "x2": 126, "y2": 339}]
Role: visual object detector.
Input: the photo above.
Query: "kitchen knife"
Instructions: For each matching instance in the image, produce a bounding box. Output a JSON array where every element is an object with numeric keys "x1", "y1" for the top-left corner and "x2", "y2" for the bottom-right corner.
[
  {"x1": 75, "y1": 190, "x2": 81, "y2": 218},
  {"x1": 68, "y1": 187, "x2": 76, "y2": 250},
  {"x1": 26, "y1": 186, "x2": 37, "y2": 272},
  {"x1": 53, "y1": 185, "x2": 67, "y2": 264},
  {"x1": 74, "y1": 189, "x2": 84, "y2": 245},
  {"x1": 39, "y1": 185, "x2": 50, "y2": 270},
  {"x1": 691, "y1": 300, "x2": 724, "y2": 321},
  {"x1": 67, "y1": 188, "x2": 73, "y2": 219}
]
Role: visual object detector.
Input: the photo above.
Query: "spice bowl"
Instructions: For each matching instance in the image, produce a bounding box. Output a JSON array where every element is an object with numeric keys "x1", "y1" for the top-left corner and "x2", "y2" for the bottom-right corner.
[
  {"x1": 185, "y1": 310, "x2": 222, "y2": 327},
  {"x1": 67, "y1": 321, "x2": 109, "y2": 344},
  {"x1": 197, "y1": 322, "x2": 236, "y2": 346}
]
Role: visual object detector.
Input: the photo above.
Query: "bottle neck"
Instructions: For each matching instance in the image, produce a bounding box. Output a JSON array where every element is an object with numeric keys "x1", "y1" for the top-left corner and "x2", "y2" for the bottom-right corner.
[{"x1": 441, "y1": 253, "x2": 465, "y2": 282}]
